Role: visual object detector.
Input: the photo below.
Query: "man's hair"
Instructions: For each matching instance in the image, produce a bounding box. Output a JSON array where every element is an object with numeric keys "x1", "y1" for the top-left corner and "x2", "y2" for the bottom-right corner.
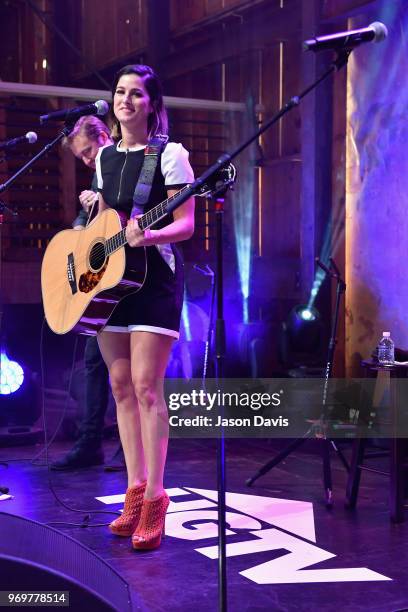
[
  {"x1": 110, "y1": 64, "x2": 168, "y2": 141},
  {"x1": 63, "y1": 115, "x2": 111, "y2": 147}
]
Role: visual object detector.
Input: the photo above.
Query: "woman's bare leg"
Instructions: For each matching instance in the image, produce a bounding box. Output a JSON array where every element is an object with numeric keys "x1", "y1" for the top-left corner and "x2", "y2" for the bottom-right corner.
[
  {"x1": 130, "y1": 331, "x2": 174, "y2": 500},
  {"x1": 97, "y1": 331, "x2": 147, "y2": 487}
]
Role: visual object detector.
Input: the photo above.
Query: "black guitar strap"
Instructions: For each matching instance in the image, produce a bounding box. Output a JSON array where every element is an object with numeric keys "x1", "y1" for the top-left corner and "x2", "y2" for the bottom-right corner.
[{"x1": 130, "y1": 134, "x2": 169, "y2": 218}]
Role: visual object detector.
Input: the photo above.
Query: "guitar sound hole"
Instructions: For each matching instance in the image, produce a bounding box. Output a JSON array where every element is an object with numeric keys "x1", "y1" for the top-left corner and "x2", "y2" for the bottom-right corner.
[{"x1": 89, "y1": 242, "x2": 106, "y2": 271}]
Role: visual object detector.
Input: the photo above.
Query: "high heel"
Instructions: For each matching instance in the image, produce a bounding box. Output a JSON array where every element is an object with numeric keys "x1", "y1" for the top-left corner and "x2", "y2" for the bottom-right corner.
[
  {"x1": 109, "y1": 482, "x2": 146, "y2": 536},
  {"x1": 132, "y1": 491, "x2": 169, "y2": 550}
]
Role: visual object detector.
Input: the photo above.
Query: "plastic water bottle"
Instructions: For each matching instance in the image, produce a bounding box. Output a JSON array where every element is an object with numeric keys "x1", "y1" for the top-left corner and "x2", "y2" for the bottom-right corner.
[{"x1": 377, "y1": 332, "x2": 395, "y2": 364}]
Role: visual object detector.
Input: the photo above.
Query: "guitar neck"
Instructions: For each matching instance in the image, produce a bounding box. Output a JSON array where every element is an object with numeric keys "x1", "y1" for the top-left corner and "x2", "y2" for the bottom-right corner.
[{"x1": 105, "y1": 183, "x2": 194, "y2": 256}]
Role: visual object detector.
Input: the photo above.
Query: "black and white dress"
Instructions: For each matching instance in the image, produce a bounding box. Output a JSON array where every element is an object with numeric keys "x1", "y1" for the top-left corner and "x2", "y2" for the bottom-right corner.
[{"x1": 95, "y1": 140, "x2": 194, "y2": 339}]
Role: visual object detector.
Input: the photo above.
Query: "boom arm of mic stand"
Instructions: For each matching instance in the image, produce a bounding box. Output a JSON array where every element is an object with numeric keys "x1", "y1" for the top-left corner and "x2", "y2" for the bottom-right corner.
[
  {"x1": 0, "y1": 200, "x2": 17, "y2": 217},
  {"x1": 0, "y1": 126, "x2": 73, "y2": 194},
  {"x1": 315, "y1": 257, "x2": 332, "y2": 276},
  {"x1": 316, "y1": 256, "x2": 346, "y2": 290},
  {"x1": 329, "y1": 257, "x2": 341, "y2": 276}
]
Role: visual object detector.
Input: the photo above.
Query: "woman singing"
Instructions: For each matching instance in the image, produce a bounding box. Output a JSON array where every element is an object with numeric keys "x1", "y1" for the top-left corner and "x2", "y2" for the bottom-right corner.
[{"x1": 96, "y1": 65, "x2": 195, "y2": 550}]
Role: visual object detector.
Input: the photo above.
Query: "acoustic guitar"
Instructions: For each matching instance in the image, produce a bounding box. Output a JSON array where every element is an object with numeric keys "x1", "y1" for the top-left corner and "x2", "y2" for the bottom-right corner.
[{"x1": 41, "y1": 164, "x2": 236, "y2": 335}]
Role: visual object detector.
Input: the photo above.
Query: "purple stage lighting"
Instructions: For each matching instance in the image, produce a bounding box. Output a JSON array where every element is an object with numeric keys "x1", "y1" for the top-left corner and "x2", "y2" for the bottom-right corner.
[
  {"x1": 0, "y1": 351, "x2": 40, "y2": 437},
  {"x1": 0, "y1": 352, "x2": 24, "y2": 395}
]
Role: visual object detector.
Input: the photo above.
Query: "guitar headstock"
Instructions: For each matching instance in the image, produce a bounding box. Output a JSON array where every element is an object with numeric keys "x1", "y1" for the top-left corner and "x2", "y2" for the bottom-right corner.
[{"x1": 196, "y1": 163, "x2": 237, "y2": 198}]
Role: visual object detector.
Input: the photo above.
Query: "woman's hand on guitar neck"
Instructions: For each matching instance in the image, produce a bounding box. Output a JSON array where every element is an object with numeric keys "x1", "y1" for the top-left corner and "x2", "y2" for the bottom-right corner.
[{"x1": 125, "y1": 215, "x2": 157, "y2": 247}]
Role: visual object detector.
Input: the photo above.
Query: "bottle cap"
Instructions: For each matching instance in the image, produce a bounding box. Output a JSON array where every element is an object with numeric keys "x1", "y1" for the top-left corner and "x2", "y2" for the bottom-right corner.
[{"x1": 382, "y1": 332, "x2": 391, "y2": 337}]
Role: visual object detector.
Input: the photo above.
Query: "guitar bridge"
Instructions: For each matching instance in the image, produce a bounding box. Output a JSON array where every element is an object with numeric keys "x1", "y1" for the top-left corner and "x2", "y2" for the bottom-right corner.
[{"x1": 67, "y1": 253, "x2": 77, "y2": 295}]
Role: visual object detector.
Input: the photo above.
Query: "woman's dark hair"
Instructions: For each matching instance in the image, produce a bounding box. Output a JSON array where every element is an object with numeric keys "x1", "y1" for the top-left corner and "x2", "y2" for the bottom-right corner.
[{"x1": 110, "y1": 64, "x2": 168, "y2": 140}]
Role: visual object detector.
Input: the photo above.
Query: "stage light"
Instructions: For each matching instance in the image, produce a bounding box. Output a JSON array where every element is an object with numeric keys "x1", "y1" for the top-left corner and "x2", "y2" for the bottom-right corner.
[
  {"x1": 280, "y1": 304, "x2": 324, "y2": 371},
  {"x1": 228, "y1": 99, "x2": 257, "y2": 324},
  {"x1": 0, "y1": 352, "x2": 24, "y2": 395},
  {"x1": 181, "y1": 290, "x2": 192, "y2": 342},
  {"x1": 287, "y1": 305, "x2": 321, "y2": 346},
  {"x1": 0, "y1": 351, "x2": 40, "y2": 435},
  {"x1": 234, "y1": 197, "x2": 252, "y2": 324},
  {"x1": 298, "y1": 307, "x2": 316, "y2": 322}
]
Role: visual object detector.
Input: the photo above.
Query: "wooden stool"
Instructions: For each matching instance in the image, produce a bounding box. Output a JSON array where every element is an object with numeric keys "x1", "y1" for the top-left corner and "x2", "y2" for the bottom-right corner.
[{"x1": 345, "y1": 360, "x2": 408, "y2": 522}]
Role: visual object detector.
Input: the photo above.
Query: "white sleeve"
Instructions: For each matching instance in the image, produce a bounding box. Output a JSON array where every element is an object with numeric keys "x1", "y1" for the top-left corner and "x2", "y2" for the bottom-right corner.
[
  {"x1": 161, "y1": 142, "x2": 194, "y2": 186},
  {"x1": 95, "y1": 144, "x2": 112, "y2": 189},
  {"x1": 95, "y1": 146, "x2": 104, "y2": 190}
]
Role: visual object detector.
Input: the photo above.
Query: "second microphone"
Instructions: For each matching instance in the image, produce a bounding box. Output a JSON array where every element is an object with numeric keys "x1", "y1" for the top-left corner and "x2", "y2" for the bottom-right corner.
[{"x1": 39, "y1": 100, "x2": 109, "y2": 125}]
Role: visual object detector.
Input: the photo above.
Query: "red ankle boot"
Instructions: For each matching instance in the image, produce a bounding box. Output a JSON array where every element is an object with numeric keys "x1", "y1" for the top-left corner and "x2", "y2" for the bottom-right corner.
[
  {"x1": 109, "y1": 482, "x2": 146, "y2": 536},
  {"x1": 132, "y1": 491, "x2": 169, "y2": 550}
]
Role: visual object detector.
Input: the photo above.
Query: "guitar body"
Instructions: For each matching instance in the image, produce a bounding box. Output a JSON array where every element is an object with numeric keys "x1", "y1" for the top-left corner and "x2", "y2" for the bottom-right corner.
[{"x1": 41, "y1": 208, "x2": 147, "y2": 335}]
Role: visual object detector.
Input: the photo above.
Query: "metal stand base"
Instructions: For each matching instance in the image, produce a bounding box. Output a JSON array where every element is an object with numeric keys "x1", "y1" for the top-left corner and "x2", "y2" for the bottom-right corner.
[{"x1": 246, "y1": 435, "x2": 349, "y2": 507}]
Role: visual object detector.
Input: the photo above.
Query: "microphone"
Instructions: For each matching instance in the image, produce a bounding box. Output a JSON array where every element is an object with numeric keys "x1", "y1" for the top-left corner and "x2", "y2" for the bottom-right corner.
[
  {"x1": 0, "y1": 131, "x2": 38, "y2": 150},
  {"x1": 39, "y1": 99, "x2": 109, "y2": 124},
  {"x1": 304, "y1": 21, "x2": 388, "y2": 52}
]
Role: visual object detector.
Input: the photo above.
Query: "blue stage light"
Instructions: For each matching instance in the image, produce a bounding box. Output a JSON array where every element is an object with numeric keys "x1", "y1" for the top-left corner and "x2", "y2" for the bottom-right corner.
[
  {"x1": 0, "y1": 351, "x2": 40, "y2": 434},
  {"x1": 181, "y1": 291, "x2": 192, "y2": 342},
  {"x1": 297, "y1": 307, "x2": 317, "y2": 322},
  {"x1": 280, "y1": 305, "x2": 324, "y2": 370},
  {"x1": 229, "y1": 99, "x2": 257, "y2": 325},
  {"x1": 0, "y1": 352, "x2": 24, "y2": 395}
]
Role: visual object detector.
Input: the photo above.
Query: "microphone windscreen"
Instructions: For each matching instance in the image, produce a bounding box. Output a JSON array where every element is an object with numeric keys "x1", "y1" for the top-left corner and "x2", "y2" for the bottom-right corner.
[
  {"x1": 370, "y1": 21, "x2": 388, "y2": 43},
  {"x1": 95, "y1": 100, "x2": 109, "y2": 116},
  {"x1": 26, "y1": 131, "x2": 38, "y2": 144}
]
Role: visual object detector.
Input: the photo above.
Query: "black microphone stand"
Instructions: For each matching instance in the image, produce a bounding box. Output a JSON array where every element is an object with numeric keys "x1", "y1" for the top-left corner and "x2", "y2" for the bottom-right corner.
[
  {"x1": 0, "y1": 126, "x2": 74, "y2": 195},
  {"x1": 213, "y1": 187, "x2": 228, "y2": 612}
]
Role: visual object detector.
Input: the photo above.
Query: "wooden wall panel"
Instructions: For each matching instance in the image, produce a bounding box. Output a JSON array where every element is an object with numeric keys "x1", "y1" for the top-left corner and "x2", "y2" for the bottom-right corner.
[
  {"x1": 2, "y1": 262, "x2": 42, "y2": 303},
  {"x1": 22, "y1": 0, "x2": 54, "y2": 84},
  {"x1": 206, "y1": 0, "x2": 245, "y2": 15},
  {"x1": 281, "y1": 40, "x2": 301, "y2": 157},
  {"x1": 0, "y1": 1, "x2": 21, "y2": 82},
  {"x1": 0, "y1": 0, "x2": 54, "y2": 84},
  {"x1": 259, "y1": 45, "x2": 281, "y2": 161},
  {"x1": 114, "y1": 0, "x2": 146, "y2": 58},
  {"x1": 205, "y1": 0, "x2": 224, "y2": 14},
  {"x1": 170, "y1": 0, "x2": 206, "y2": 30},
  {"x1": 82, "y1": 1, "x2": 117, "y2": 69},
  {"x1": 171, "y1": 0, "x2": 283, "y2": 31},
  {"x1": 322, "y1": 0, "x2": 374, "y2": 20},
  {"x1": 79, "y1": 0, "x2": 147, "y2": 71},
  {"x1": 260, "y1": 162, "x2": 301, "y2": 261}
]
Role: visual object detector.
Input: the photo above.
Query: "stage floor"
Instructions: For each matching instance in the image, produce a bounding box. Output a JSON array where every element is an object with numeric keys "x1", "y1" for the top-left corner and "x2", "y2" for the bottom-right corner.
[{"x1": 1, "y1": 437, "x2": 407, "y2": 611}]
